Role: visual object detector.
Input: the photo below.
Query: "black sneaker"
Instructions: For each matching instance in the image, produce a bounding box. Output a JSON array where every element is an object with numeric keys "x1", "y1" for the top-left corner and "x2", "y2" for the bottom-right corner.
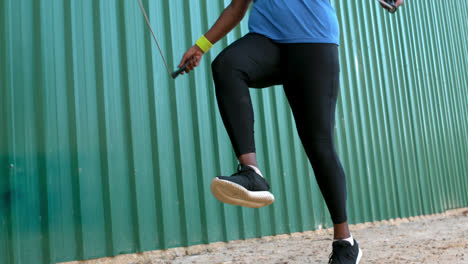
[
  {"x1": 210, "y1": 164, "x2": 274, "y2": 208},
  {"x1": 328, "y1": 238, "x2": 363, "y2": 264}
]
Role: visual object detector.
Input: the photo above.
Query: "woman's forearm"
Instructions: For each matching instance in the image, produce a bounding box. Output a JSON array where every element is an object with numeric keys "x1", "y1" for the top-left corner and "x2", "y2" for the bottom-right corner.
[
  {"x1": 204, "y1": 0, "x2": 252, "y2": 45},
  {"x1": 177, "y1": 0, "x2": 252, "y2": 72}
]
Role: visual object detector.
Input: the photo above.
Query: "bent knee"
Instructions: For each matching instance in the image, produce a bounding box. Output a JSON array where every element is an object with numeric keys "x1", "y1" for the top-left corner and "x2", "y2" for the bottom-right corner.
[{"x1": 211, "y1": 49, "x2": 245, "y2": 78}]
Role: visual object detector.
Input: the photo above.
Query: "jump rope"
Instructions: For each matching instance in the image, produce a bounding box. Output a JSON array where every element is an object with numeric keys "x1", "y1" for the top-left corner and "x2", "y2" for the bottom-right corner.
[
  {"x1": 137, "y1": 0, "x2": 398, "y2": 79},
  {"x1": 137, "y1": 0, "x2": 191, "y2": 79}
]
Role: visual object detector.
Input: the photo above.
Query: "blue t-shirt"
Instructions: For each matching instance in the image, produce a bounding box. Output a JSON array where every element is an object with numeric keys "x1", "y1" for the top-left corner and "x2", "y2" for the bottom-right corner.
[{"x1": 248, "y1": 0, "x2": 340, "y2": 45}]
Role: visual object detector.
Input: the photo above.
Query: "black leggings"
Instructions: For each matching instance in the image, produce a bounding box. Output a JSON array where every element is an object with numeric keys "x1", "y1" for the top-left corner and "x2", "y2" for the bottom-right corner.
[{"x1": 211, "y1": 33, "x2": 347, "y2": 224}]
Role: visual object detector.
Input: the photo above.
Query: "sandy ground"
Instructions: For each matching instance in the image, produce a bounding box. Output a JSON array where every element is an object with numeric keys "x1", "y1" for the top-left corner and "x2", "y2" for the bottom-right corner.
[{"x1": 64, "y1": 207, "x2": 468, "y2": 264}]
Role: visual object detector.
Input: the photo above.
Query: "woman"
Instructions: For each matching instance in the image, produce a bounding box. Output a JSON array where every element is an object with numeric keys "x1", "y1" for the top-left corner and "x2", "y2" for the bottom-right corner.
[{"x1": 178, "y1": 0, "x2": 403, "y2": 263}]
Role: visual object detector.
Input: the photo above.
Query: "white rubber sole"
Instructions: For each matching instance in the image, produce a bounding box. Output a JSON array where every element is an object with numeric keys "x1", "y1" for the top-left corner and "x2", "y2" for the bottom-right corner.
[
  {"x1": 356, "y1": 247, "x2": 363, "y2": 263},
  {"x1": 210, "y1": 177, "x2": 275, "y2": 208}
]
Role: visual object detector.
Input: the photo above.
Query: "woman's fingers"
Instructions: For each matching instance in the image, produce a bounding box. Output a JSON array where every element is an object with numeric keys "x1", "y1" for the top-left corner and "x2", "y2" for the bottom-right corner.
[
  {"x1": 178, "y1": 54, "x2": 188, "y2": 68},
  {"x1": 185, "y1": 58, "x2": 192, "y2": 73},
  {"x1": 178, "y1": 45, "x2": 204, "y2": 74},
  {"x1": 183, "y1": 55, "x2": 202, "y2": 73},
  {"x1": 184, "y1": 57, "x2": 195, "y2": 73},
  {"x1": 178, "y1": 49, "x2": 195, "y2": 68}
]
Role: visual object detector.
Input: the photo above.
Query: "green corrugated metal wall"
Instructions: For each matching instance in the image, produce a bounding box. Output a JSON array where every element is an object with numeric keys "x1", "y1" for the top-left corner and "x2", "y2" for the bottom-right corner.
[{"x1": 1, "y1": 0, "x2": 467, "y2": 263}]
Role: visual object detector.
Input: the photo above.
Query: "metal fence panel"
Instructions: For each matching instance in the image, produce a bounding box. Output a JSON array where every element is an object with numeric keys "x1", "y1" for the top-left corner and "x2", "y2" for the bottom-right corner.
[{"x1": 0, "y1": 0, "x2": 467, "y2": 263}]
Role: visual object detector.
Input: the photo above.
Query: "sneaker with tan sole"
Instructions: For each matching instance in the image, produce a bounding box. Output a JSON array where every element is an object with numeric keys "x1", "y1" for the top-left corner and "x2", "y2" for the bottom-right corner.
[{"x1": 210, "y1": 164, "x2": 274, "y2": 208}]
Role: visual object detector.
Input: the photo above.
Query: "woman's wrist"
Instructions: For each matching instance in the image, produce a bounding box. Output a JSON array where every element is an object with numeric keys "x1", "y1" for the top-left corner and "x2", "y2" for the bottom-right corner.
[{"x1": 196, "y1": 35, "x2": 214, "y2": 53}]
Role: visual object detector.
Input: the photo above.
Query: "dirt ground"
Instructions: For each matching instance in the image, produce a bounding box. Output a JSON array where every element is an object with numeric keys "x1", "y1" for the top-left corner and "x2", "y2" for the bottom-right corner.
[{"x1": 64, "y1": 207, "x2": 468, "y2": 264}]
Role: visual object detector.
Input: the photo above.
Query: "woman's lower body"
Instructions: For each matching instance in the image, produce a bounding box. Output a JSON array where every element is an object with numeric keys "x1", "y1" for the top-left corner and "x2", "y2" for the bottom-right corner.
[
  {"x1": 211, "y1": 32, "x2": 347, "y2": 223},
  {"x1": 209, "y1": 32, "x2": 362, "y2": 263}
]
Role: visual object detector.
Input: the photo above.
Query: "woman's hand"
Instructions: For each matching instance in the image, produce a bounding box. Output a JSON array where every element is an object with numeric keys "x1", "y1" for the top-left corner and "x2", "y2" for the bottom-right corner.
[{"x1": 178, "y1": 45, "x2": 204, "y2": 74}]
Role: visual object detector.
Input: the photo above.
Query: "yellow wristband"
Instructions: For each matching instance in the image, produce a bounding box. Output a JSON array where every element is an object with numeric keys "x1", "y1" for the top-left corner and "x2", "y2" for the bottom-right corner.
[{"x1": 196, "y1": 35, "x2": 213, "y2": 53}]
